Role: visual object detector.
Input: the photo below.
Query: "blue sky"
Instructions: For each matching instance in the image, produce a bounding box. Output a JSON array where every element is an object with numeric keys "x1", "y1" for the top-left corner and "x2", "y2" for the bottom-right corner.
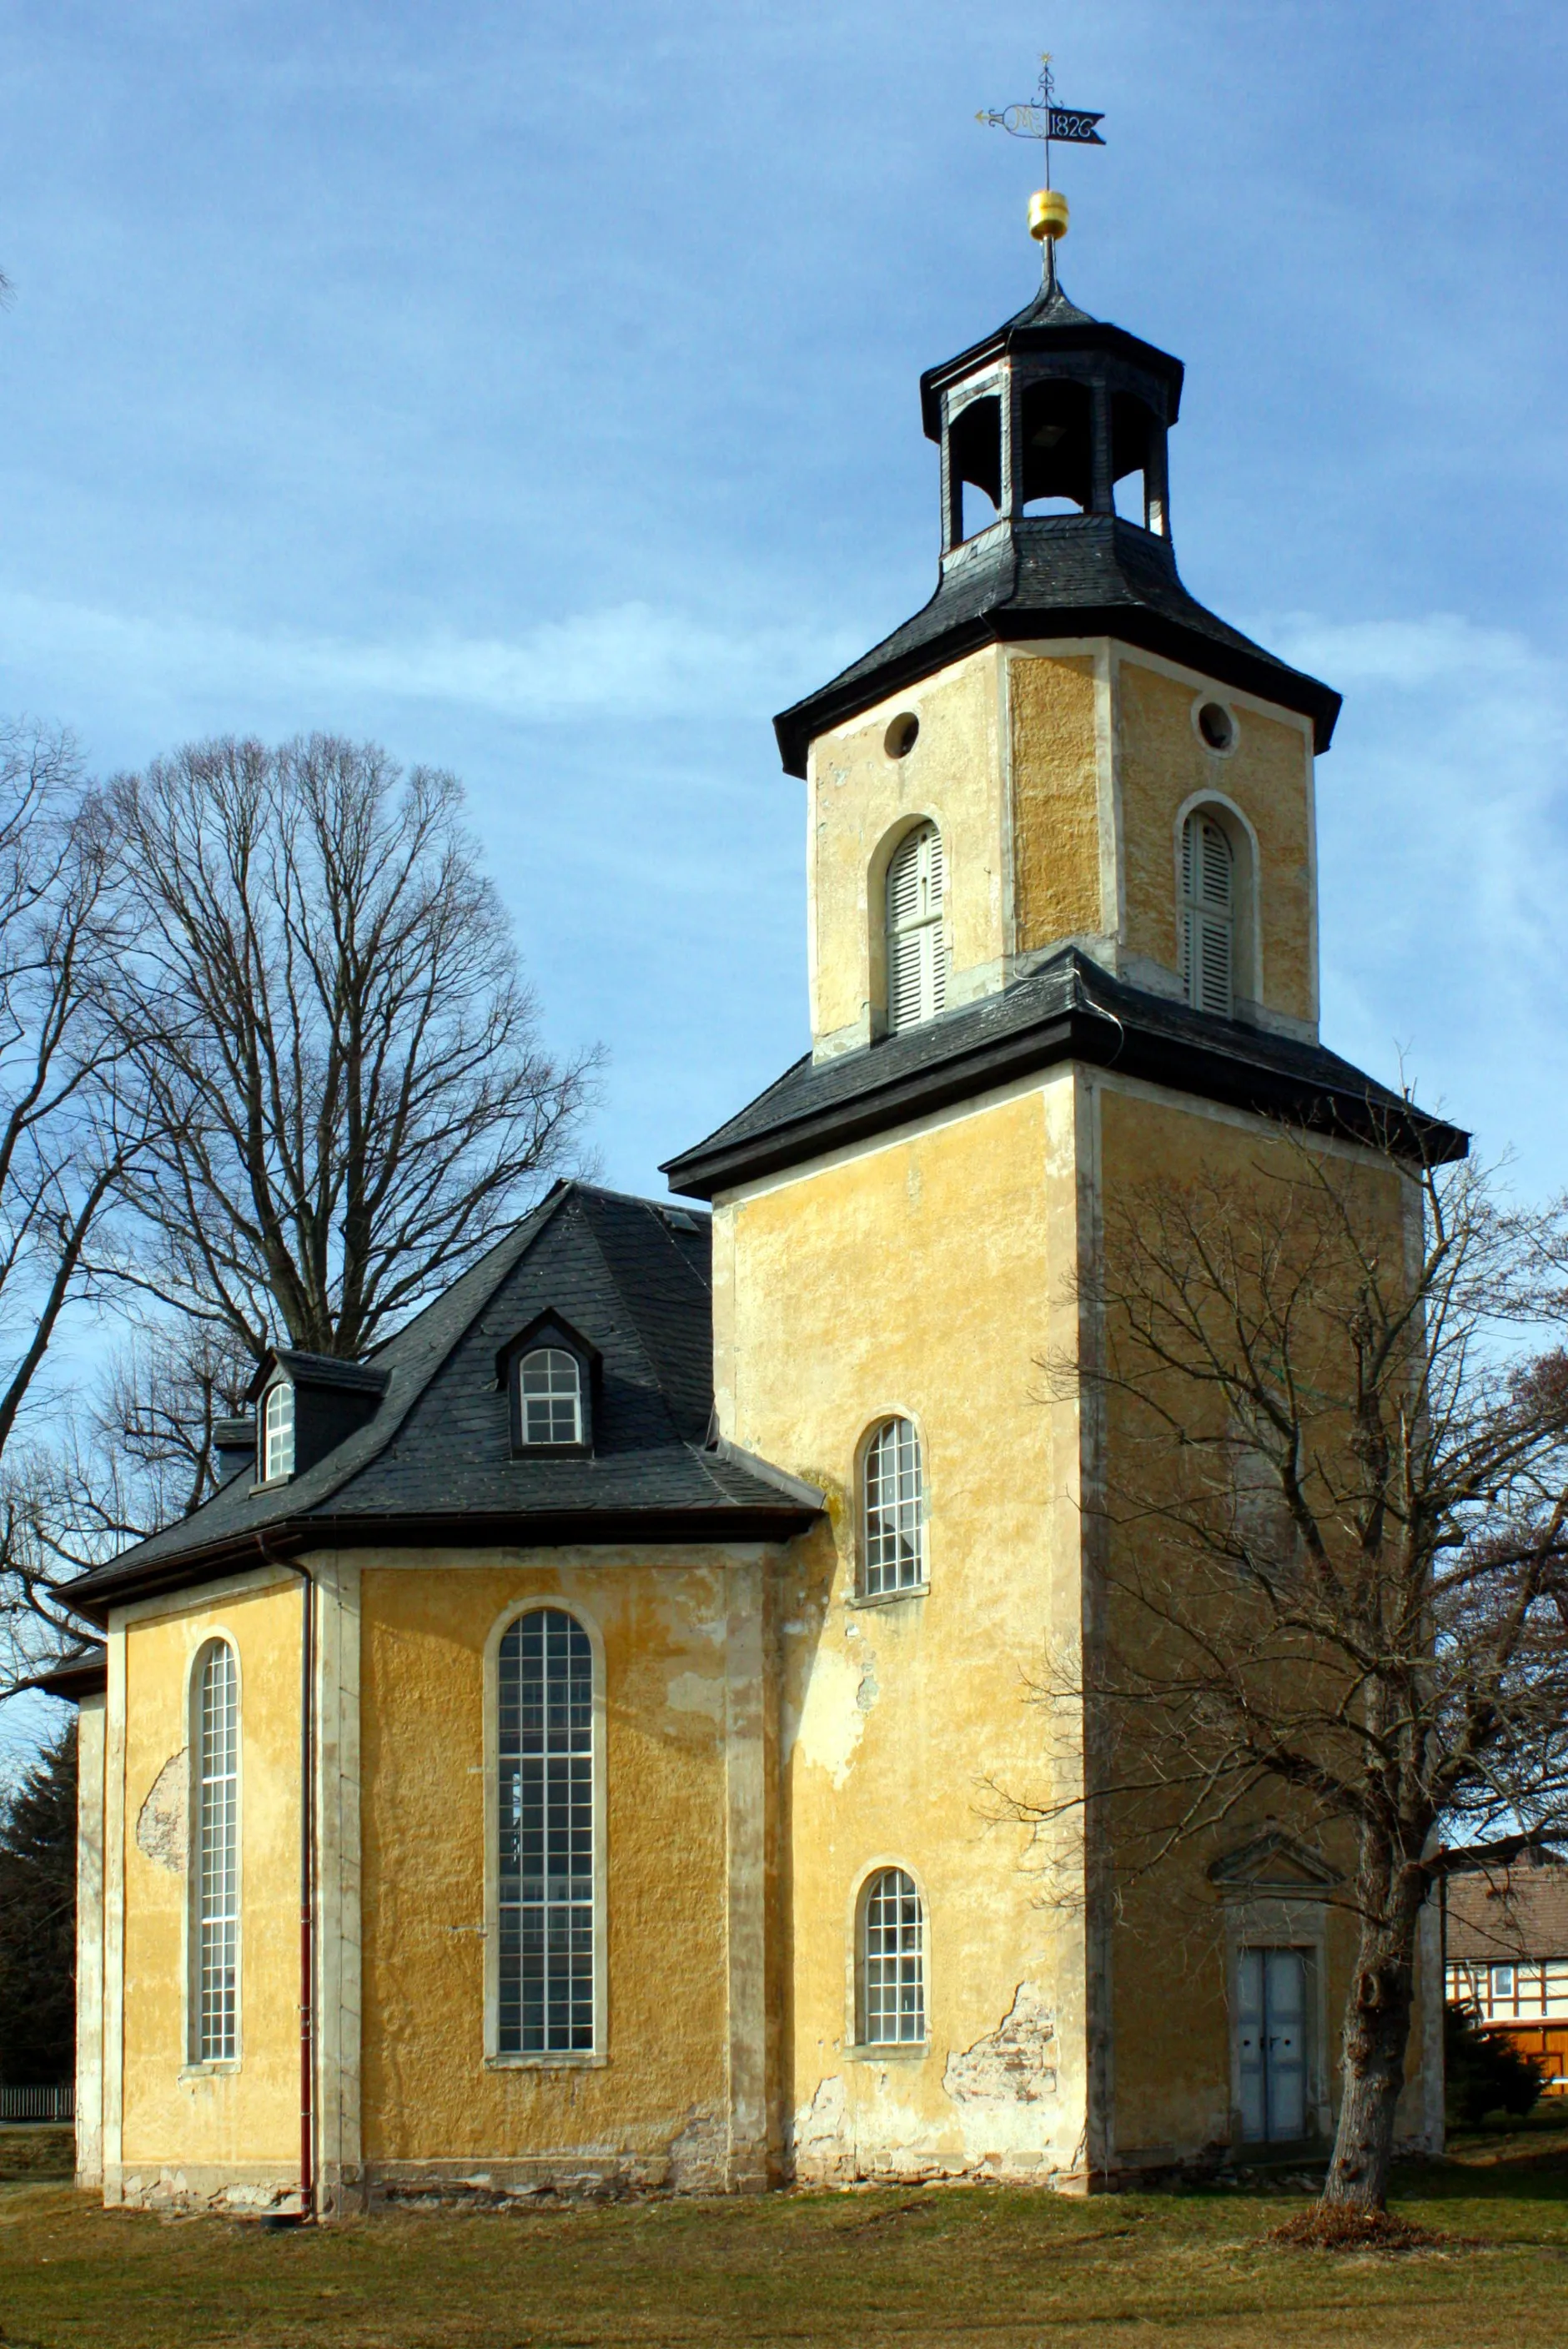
[{"x1": 3, "y1": 3, "x2": 1565, "y2": 1213}]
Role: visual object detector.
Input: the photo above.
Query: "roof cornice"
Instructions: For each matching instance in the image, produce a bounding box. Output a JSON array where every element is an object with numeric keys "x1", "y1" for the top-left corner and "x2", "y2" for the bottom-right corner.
[
  {"x1": 771, "y1": 507, "x2": 1343, "y2": 777},
  {"x1": 66, "y1": 1499, "x2": 822, "y2": 1626},
  {"x1": 663, "y1": 957, "x2": 1467, "y2": 1202},
  {"x1": 918, "y1": 314, "x2": 1186, "y2": 439}
]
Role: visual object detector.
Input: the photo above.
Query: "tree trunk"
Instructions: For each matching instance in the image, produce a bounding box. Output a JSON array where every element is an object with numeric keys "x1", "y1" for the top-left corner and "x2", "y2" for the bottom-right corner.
[{"x1": 1322, "y1": 1902, "x2": 1423, "y2": 2211}]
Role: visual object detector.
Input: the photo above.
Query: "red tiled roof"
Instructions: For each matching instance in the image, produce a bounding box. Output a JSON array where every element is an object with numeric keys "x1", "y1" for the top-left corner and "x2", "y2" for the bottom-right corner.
[{"x1": 1446, "y1": 1860, "x2": 1568, "y2": 1963}]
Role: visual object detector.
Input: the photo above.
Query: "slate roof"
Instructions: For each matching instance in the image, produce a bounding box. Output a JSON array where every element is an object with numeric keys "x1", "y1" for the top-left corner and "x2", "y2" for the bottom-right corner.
[
  {"x1": 915, "y1": 268, "x2": 1187, "y2": 440},
  {"x1": 26, "y1": 1644, "x2": 108, "y2": 1703},
  {"x1": 1447, "y1": 1860, "x2": 1568, "y2": 1964},
  {"x1": 998, "y1": 274, "x2": 1099, "y2": 335},
  {"x1": 663, "y1": 948, "x2": 1469, "y2": 1200},
  {"x1": 774, "y1": 514, "x2": 1342, "y2": 776},
  {"x1": 68, "y1": 1185, "x2": 821, "y2": 1623}
]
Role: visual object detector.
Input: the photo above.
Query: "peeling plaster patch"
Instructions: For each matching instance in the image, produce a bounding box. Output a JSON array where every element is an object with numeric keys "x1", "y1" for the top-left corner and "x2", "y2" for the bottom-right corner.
[
  {"x1": 136, "y1": 1750, "x2": 188, "y2": 1873},
  {"x1": 666, "y1": 2102, "x2": 726, "y2": 2190},
  {"x1": 664, "y1": 1671, "x2": 725, "y2": 1722},
  {"x1": 944, "y1": 1984, "x2": 1057, "y2": 2105},
  {"x1": 795, "y1": 2074, "x2": 847, "y2": 2155},
  {"x1": 793, "y1": 1643, "x2": 871, "y2": 1788},
  {"x1": 855, "y1": 1657, "x2": 879, "y2": 1714}
]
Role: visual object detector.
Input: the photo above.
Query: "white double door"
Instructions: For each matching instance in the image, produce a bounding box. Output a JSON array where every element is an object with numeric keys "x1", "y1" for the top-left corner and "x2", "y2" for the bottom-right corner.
[{"x1": 1237, "y1": 1946, "x2": 1308, "y2": 2143}]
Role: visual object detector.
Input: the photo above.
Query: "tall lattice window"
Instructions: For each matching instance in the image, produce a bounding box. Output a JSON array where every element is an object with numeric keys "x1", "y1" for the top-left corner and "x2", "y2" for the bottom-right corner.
[
  {"x1": 519, "y1": 1349, "x2": 582, "y2": 1446},
  {"x1": 862, "y1": 1417, "x2": 925, "y2": 1596},
  {"x1": 193, "y1": 1639, "x2": 239, "y2": 2063},
  {"x1": 1180, "y1": 811, "x2": 1234, "y2": 1018},
  {"x1": 498, "y1": 1609, "x2": 595, "y2": 2055},
  {"x1": 887, "y1": 822, "x2": 947, "y2": 1034},
  {"x1": 860, "y1": 1868, "x2": 926, "y2": 2045}
]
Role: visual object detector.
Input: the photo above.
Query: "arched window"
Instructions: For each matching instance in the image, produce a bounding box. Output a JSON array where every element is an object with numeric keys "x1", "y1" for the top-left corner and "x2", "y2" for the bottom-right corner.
[
  {"x1": 498, "y1": 1608, "x2": 594, "y2": 2054},
  {"x1": 262, "y1": 1379, "x2": 294, "y2": 1481},
  {"x1": 519, "y1": 1349, "x2": 582, "y2": 1446},
  {"x1": 860, "y1": 1868, "x2": 926, "y2": 2045},
  {"x1": 1180, "y1": 810, "x2": 1234, "y2": 1018},
  {"x1": 862, "y1": 1416, "x2": 925, "y2": 1596},
  {"x1": 887, "y1": 823, "x2": 947, "y2": 1034},
  {"x1": 192, "y1": 1639, "x2": 239, "y2": 2063}
]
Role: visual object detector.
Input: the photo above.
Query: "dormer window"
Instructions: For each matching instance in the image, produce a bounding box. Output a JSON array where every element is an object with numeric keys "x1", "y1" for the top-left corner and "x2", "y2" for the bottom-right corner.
[
  {"x1": 262, "y1": 1380, "x2": 294, "y2": 1482},
  {"x1": 520, "y1": 1349, "x2": 582, "y2": 1446},
  {"x1": 246, "y1": 1348, "x2": 388, "y2": 1485},
  {"x1": 498, "y1": 1311, "x2": 598, "y2": 1457}
]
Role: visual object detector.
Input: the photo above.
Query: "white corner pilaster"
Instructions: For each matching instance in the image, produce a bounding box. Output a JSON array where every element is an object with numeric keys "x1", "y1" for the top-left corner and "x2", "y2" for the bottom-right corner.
[
  {"x1": 73, "y1": 1690, "x2": 107, "y2": 2187},
  {"x1": 313, "y1": 1558, "x2": 363, "y2": 2211},
  {"x1": 101, "y1": 1620, "x2": 127, "y2": 2201},
  {"x1": 724, "y1": 1556, "x2": 768, "y2": 2191}
]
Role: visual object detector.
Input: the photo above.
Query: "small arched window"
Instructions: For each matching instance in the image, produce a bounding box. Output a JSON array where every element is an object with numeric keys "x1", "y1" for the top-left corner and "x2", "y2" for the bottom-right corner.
[
  {"x1": 862, "y1": 1416, "x2": 925, "y2": 1596},
  {"x1": 192, "y1": 1639, "x2": 239, "y2": 2063},
  {"x1": 262, "y1": 1380, "x2": 294, "y2": 1482},
  {"x1": 859, "y1": 1868, "x2": 926, "y2": 2045},
  {"x1": 887, "y1": 823, "x2": 947, "y2": 1034},
  {"x1": 498, "y1": 1608, "x2": 595, "y2": 2055},
  {"x1": 519, "y1": 1349, "x2": 582, "y2": 1446},
  {"x1": 1180, "y1": 810, "x2": 1234, "y2": 1019}
]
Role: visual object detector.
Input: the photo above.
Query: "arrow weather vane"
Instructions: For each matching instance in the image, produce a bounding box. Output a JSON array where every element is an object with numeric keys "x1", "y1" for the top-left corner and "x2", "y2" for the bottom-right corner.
[{"x1": 977, "y1": 52, "x2": 1105, "y2": 189}]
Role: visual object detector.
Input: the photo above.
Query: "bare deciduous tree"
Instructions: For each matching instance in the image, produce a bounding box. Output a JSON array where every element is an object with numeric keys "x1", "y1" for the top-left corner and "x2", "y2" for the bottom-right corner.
[
  {"x1": 0, "y1": 719, "x2": 143, "y2": 1697},
  {"x1": 35, "y1": 1320, "x2": 255, "y2": 1571},
  {"x1": 93, "y1": 1320, "x2": 254, "y2": 1529},
  {"x1": 1003, "y1": 1134, "x2": 1568, "y2": 2218},
  {"x1": 105, "y1": 733, "x2": 599, "y2": 1361}
]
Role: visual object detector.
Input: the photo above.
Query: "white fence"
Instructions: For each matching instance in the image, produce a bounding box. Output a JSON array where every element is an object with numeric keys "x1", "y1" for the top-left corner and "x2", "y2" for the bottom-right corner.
[{"x1": 0, "y1": 2085, "x2": 73, "y2": 2122}]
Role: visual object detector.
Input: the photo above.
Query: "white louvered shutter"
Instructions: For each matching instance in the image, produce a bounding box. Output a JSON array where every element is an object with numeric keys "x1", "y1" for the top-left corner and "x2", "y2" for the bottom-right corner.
[
  {"x1": 1180, "y1": 813, "x2": 1234, "y2": 1018},
  {"x1": 926, "y1": 828, "x2": 947, "y2": 1014},
  {"x1": 887, "y1": 822, "x2": 947, "y2": 1034}
]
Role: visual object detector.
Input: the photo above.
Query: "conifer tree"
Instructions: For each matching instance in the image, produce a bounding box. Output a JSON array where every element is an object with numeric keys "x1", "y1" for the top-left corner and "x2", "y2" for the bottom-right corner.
[{"x1": 0, "y1": 1720, "x2": 76, "y2": 2088}]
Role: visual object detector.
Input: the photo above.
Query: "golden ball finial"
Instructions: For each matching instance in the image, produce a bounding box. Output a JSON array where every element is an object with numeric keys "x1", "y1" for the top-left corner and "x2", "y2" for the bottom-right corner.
[{"x1": 1028, "y1": 187, "x2": 1069, "y2": 243}]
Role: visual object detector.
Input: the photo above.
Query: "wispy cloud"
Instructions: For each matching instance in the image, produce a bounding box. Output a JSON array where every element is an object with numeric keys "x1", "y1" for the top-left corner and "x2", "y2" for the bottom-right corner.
[
  {"x1": 1263, "y1": 610, "x2": 1568, "y2": 1185},
  {"x1": 0, "y1": 588, "x2": 857, "y2": 727}
]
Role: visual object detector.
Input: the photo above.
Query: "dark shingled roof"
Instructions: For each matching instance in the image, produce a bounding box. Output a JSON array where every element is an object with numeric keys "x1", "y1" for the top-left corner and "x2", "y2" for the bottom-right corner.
[
  {"x1": 915, "y1": 268, "x2": 1186, "y2": 438},
  {"x1": 662, "y1": 949, "x2": 1469, "y2": 1200},
  {"x1": 772, "y1": 271, "x2": 1340, "y2": 773},
  {"x1": 1447, "y1": 1859, "x2": 1568, "y2": 1964},
  {"x1": 68, "y1": 1184, "x2": 821, "y2": 1623},
  {"x1": 773, "y1": 514, "x2": 1342, "y2": 777},
  {"x1": 26, "y1": 1644, "x2": 108, "y2": 1703},
  {"x1": 247, "y1": 1349, "x2": 389, "y2": 1403}
]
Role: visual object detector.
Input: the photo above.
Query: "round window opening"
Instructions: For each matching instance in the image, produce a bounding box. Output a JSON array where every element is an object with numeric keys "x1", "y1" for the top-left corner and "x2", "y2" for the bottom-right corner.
[
  {"x1": 1197, "y1": 701, "x2": 1235, "y2": 753},
  {"x1": 884, "y1": 713, "x2": 920, "y2": 760}
]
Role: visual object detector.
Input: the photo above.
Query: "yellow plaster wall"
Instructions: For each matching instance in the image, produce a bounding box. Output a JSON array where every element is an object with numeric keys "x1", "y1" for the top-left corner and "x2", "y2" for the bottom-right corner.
[
  {"x1": 1092, "y1": 1083, "x2": 1435, "y2": 2155},
  {"x1": 358, "y1": 1553, "x2": 735, "y2": 2170},
  {"x1": 1115, "y1": 658, "x2": 1316, "y2": 1025},
  {"x1": 802, "y1": 640, "x2": 1318, "y2": 1055},
  {"x1": 119, "y1": 1577, "x2": 301, "y2": 2169},
  {"x1": 808, "y1": 650, "x2": 1005, "y2": 1050},
  {"x1": 1009, "y1": 652, "x2": 1103, "y2": 952},
  {"x1": 714, "y1": 1075, "x2": 1090, "y2": 2179}
]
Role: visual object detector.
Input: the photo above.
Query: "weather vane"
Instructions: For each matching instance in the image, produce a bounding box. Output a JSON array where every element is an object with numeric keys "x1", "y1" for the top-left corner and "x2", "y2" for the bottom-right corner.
[{"x1": 977, "y1": 53, "x2": 1104, "y2": 281}]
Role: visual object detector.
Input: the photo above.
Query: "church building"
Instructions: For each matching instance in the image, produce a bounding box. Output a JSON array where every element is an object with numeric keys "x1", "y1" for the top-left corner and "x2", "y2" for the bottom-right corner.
[{"x1": 58, "y1": 191, "x2": 1456, "y2": 2211}]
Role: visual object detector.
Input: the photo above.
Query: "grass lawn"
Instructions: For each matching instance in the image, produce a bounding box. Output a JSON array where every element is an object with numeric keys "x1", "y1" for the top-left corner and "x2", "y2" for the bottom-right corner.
[{"x1": 4, "y1": 2130, "x2": 1568, "y2": 2349}]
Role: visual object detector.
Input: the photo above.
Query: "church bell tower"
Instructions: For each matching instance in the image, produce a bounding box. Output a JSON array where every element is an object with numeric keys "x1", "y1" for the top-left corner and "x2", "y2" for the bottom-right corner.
[
  {"x1": 662, "y1": 165, "x2": 1432, "y2": 2191},
  {"x1": 769, "y1": 190, "x2": 1341, "y2": 1069}
]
